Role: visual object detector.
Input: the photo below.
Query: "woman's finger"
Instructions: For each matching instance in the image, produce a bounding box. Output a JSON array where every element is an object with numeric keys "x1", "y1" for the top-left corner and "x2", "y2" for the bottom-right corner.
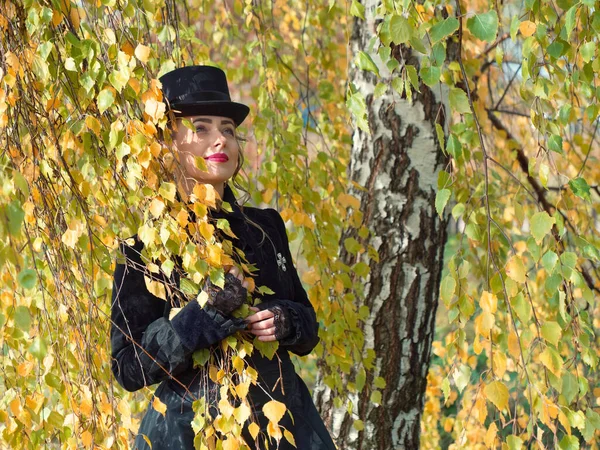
[
  {"x1": 257, "y1": 334, "x2": 277, "y2": 342},
  {"x1": 248, "y1": 318, "x2": 275, "y2": 331},
  {"x1": 245, "y1": 309, "x2": 275, "y2": 324},
  {"x1": 249, "y1": 326, "x2": 276, "y2": 337}
]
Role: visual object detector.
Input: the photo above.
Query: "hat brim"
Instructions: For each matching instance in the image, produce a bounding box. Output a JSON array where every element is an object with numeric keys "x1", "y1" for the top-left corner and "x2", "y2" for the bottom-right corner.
[{"x1": 169, "y1": 101, "x2": 250, "y2": 127}]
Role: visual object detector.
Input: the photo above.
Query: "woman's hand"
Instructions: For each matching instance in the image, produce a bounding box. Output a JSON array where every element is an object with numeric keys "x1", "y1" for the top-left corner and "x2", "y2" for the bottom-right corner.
[
  {"x1": 204, "y1": 266, "x2": 252, "y2": 315},
  {"x1": 245, "y1": 305, "x2": 292, "y2": 342}
]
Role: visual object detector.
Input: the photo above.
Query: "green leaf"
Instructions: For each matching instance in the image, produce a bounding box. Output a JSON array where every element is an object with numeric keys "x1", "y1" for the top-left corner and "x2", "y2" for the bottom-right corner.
[
  {"x1": 466, "y1": 11, "x2": 499, "y2": 43},
  {"x1": 18, "y1": 269, "x2": 37, "y2": 289},
  {"x1": 389, "y1": 15, "x2": 411, "y2": 44},
  {"x1": 530, "y1": 211, "x2": 555, "y2": 244},
  {"x1": 452, "y1": 364, "x2": 470, "y2": 393},
  {"x1": 559, "y1": 435, "x2": 580, "y2": 450},
  {"x1": 581, "y1": 41, "x2": 595, "y2": 63},
  {"x1": 14, "y1": 306, "x2": 31, "y2": 331},
  {"x1": 506, "y1": 435, "x2": 523, "y2": 450},
  {"x1": 510, "y1": 292, "x2": 532, "y2": 324},
  {"x1": 97, "y1": 88, "x2": 115, "y2": 114},
  {"x1": 370, "y1": 390, "x2": 382, "y2": 404},
  {"x1": 541, "y1": 251, "x2": 559, "y2": 273},
  {"x1": 344, "y1": 237, "x2": 362, "y2": 254},
  {"x1": 435, "y1": 189, "x2": 451, "y2": 217},
  {"x1": 406, "y1": 65, "x2": 419, "y2": 92},
  {"x1": 548, "y1": 134, "x2": 563, "y2": 154},
  {"x1": 561, "y1": 372, "x2": 579, "y2": 404},
  {"x1": 569, "y1": 177, "x2": 591, "y2": 200},
  {"x1": 441, "y1": 377, "x2": 450, "y2": 403},
  {"x1": 440, "y1": 274, "x2": 456, "y2": 306},
  {"x1": 565, "y1": 5, "x2": 578, "y2": 40},
  {"x1": 29, "y1": 337, "x2": 48, "y2": 360},
  {"x1": 541, "y1": 321, "x2": 562, "y2": 347},
  {"x1": 6, "y1": 200, "x2": 25, "y2": 236},
  {"x1": 446, "y1": 134, "x2": 462, "y2": 157},
  {"x1": 547, "y1": 41, "x2": 566, "y2": 59},
  {"x1": 449, "y1": 88, "x2": 471, "y2": 114},
  {"x1": 347, "y1": 91, "x2": 369, "y2": 132},
  {"x1": 510, "y1": 15, "x2": 520, "y2": 41},
  {"x1": 192, "y1": 348, "x2": 210, "y2": 367},
  {"x1": 429, "y1": 17, "x2": 459, "y2": 44},
  {"x1": 420, "y1": 65, "x2": 441, "y2": 86},
  {"x1": 356, "y1": 51, "x2": 379, "y2": 76},
  {"x1": 13, "y1": 171, "x2": 30, "y2": 198},
  {"x1": 350, "y1": 0, "x2": 365, "y2": 19}
]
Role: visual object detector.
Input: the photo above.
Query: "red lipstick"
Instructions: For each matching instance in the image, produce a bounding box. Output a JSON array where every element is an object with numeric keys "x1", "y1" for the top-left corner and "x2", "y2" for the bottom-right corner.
[{"x1": 205, "y1": 153, "x2": 229, "y2": 162}]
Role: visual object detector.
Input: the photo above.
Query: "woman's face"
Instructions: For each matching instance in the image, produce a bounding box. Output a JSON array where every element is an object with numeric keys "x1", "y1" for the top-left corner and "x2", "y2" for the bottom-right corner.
[{"x1": 171, "y1": 115, "x2": 240, "y2": 191}]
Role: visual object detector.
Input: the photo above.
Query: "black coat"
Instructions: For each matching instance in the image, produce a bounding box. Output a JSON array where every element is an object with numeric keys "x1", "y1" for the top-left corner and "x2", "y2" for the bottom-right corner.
[{"x1": 110, "y1": 184, "x2": 335, "y2": 450}]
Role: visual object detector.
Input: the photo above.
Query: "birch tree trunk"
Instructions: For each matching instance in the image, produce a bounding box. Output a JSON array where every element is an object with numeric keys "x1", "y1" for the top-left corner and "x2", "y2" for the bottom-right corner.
[{"x1": 314, "y1": 2, "x2": 449, "y2": 448}]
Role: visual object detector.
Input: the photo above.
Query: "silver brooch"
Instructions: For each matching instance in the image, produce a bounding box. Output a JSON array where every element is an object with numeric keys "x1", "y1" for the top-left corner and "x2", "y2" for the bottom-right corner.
[{"x1": 276, "y1": 252, "x2": 287, "y2": 272}]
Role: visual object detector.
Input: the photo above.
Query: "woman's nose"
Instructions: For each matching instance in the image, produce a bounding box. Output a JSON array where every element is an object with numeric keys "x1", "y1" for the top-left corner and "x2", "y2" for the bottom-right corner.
[{"x1": 213, "y1": 131, "x2": 227, "y2": 147}]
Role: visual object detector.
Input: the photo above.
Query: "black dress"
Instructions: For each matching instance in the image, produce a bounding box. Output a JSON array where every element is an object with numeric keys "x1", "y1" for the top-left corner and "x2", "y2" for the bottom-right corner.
[{"x1": 110, "y1": 183, "x2": 336, "y2": 450}]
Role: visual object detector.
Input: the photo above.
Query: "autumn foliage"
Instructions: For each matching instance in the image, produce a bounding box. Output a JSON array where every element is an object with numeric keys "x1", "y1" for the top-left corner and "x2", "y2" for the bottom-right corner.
[{"x1": 1, "y1": 0, "x2": 599, "y2": 448}]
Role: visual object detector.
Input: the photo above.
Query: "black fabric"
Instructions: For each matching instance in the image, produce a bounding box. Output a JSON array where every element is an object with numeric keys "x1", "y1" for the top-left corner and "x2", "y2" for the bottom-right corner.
[
  {"x1": 158, "y1": 65, "x2": 250, "y2": 125},
  {"x1": 110, "y1": 183, "x2": 334, "y2": 449},
  {"x1": 204, "y1": 272, "x2": 247, "y2": 315}
]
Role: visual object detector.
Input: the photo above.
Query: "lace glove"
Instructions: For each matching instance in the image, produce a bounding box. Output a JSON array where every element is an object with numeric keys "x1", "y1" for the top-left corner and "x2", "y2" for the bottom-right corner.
[
  {"x1": 204, "y1": 272, "x2": 247, "y2": 316},
  {"x1": 270, "y1": 305, "x2": 292, "y2": 340}
]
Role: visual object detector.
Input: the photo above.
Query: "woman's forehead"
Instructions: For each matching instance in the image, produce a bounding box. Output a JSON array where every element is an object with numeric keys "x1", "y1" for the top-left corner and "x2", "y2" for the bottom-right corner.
[{"x1": 179, "y1": 115, "x2": 235, "y2": 125}]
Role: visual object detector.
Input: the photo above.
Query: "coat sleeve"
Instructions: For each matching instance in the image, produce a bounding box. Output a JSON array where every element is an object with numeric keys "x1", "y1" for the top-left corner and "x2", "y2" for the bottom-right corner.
[
  {"x1": 110, "y1": 238, "x2": 246, "y2": 392},
  {"x1": 265, "y1": 209, "x2": 320, "y2": 356}
]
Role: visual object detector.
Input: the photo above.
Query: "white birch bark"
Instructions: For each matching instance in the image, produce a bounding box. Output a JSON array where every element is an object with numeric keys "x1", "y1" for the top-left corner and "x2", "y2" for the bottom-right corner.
[{"x1": 314, "y1": 1, "x2": 449, "y2": 448}]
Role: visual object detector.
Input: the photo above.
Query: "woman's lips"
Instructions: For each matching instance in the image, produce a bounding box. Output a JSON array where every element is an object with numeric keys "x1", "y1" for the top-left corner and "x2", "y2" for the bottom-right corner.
[{"x1": 204, "y1": 153, "x2": 229, "y2": 162}]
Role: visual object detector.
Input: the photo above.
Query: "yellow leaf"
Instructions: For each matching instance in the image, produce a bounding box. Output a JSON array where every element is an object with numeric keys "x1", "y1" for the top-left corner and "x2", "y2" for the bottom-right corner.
[
  {"x1": 17, "y1": 361, "x2": 34, "y2": 377},
  {"x1": 484, "y1": 381, "x2": 509, "y2": 411},
  {"x1": 475, "y1": 396, "x2": 487, "y2": 425},
  {"x1": 80, "y1": 398, "x2": 93, "y2": 416},
  {"x1": 117, "y1": 398, "x2": 130, "y2": 416},
  {"x1": 283, "y1": 430, "x2": 297, "y2": 447},
  {"x1": 539, "y1": 347, "x2": 563, "y2": 376},
  {"x1": 558, "y1": 410, "x2": 571, "y2": 435},
  {"x1": 508, "y1": 331, "x2": 520, "y2": 359},
  {"x1": 135, "y1": 44, "x2": 152, "y2": 63},
  {"x1": 519, "y1": 20, "x2": 536, "y2": 37},
  {"x1": 85, "y1": 116, "x2": 101, "y2": 136},
  {"x1": 337, "y1": 193, "x2": 361, "y2": 210},
  {"x1": 262, "y1": 400, "x2": 286, "y2": 425},
  {"x1": 248, "y1": 422, "x2": 260, "y2": 440},
  {"x1": 302, "y1": 269, "x2": 320, "y2": 285},
  {"x1": 222, "y1": 437, "x2": 239, "y2": 450},
  {"x1": 493, "y1": 352, "x2": 507, "y2": 378},
  {"x1": 506, "y1": 255, "x2": 527, "y2": 283},
  {"x1": 152, "y1": 396, "x2": 167, "y2": 417},
  {"x1": 199, "y1": 220, "x2": 215, "y2": 241},
  {"x1": 484, "y1": 422, "x2": 498, "y2": 448},
  {"x1": 235, "y1": 380, "x2": 250, "y2": 399},
  {"x1": 232, "y1": 356, "x2": 244, "y2": 374},
  {"x1": 267, "y1": 420, "x2": 282, "y2": 440},
  {"x1": 141, "y1": 434, "x2": 153, "y2": 449},
  {"x1": 480, "y1": 291, "x2": 497, "y2": 313},
  {"x1": 81, "y1": 430, "x2": 93, "y2": 447},
  {"x1": 144, "y1": 97, "x2": 166, "y2": 121},
  {"x1": 144, "y1": 276, "x2": 166, "y2": 300},
  {"x1": 475, "y1": 311, "x2": 494, "y2": 338},
  {"x1": 218, "y1": 398, "x2": 234, "y2": 419},
  {"x1": 233, "y1": 403, "x2": 250, "y2": 424},
  {"x1": 149, "y1": 198, "x2": 165, "y2": 219}
]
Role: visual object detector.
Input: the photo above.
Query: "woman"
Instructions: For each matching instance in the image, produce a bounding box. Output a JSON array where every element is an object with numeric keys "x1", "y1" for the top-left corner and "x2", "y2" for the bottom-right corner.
[{"x1": 110, "y1": 65, "x2": 336, "y2": 450}]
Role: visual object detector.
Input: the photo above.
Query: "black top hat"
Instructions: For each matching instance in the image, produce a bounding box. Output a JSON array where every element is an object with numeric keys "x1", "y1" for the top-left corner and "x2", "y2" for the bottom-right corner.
[{"x1": 159, "y1": 65, "x2": 250, "y2": 127}]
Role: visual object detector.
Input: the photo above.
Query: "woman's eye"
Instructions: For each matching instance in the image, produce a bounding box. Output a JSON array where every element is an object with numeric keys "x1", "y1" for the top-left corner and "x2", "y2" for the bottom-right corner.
[
  {"x1": 223, "y1": 128, "x2": 235, "y2": 136},
  {"x1": 195, "y1": 125, "x2": 207, "y2": 133}
]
